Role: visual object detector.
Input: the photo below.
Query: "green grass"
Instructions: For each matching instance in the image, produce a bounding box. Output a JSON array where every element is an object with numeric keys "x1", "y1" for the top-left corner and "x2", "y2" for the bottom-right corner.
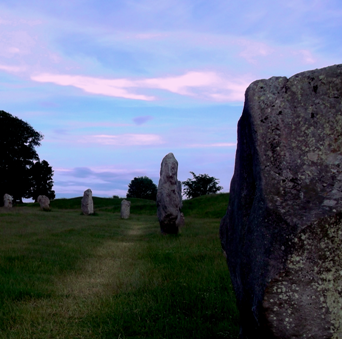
[
  {"x1": 31, "y1": 193, "x2": 230, "y2": 219},
  {"x1": 182, "y1": 193, "x2": 229, "y2": 218},
  {"x1": 0, "y1": 195, "x2": 237, "y2": 338},
  {"x1": 27, "y1": 196, "x2": 121, "y2": 210}
]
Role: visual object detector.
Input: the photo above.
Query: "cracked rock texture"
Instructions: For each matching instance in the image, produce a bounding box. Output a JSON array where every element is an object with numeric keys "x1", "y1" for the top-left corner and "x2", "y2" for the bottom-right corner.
[
  {"x1": 220, "y1": 64, "x2": 342, "y2": 338},
  {"x1": 157, "y1": 153, "x2": 183, "y2": 234}
]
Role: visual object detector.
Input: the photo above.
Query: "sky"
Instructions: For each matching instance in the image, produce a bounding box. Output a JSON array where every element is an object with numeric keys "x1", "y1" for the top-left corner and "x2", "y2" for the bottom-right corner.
[{"x1": 0, "y1": 0, "x2": 341, "y2": 199}]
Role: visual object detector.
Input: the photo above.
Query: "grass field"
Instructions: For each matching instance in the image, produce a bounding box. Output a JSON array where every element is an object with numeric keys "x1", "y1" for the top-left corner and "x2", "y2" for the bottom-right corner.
[{"x1": 0, "y1": 194, "x2": 238, "y2": 338}]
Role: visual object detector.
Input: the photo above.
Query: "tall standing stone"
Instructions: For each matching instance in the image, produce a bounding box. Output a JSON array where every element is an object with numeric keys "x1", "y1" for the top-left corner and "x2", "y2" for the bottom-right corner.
[
  {"x1": 121, "y1": 199, "x2": 131, "y2": 219},
  {"x1": 157, "y1": 153, "x2": 183, "y2": 234},
  {"x1": 81, "y1": 189, "x2": 94, "y2": 215},
  {"x1": 3, "y1": 194, "x2": 13, "y2": 208},
  {"x1": 37, "y1": 195, "x2": 50, "y2": 211},
  {"x1": 220, "y1": 64, "x2": 342, "y2": 338}
]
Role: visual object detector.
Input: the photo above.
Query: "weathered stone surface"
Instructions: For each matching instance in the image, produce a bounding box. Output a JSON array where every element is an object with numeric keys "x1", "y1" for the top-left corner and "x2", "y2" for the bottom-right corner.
[
  {"x1": 120, "y1": 199, "x2": 131, "y2": 219},
  {"x1": 37, "y1": 195, "x2": 50, "y2": 210},
  {"x1": 81, "y1": 189, "x2": 94, "y2": 215},
  {"x1": 220, "y1": 64, "x2": 342, "y2": 338},
  {"x1": 3, "y1": 194, "x2": 13, "y2": 208},
  {"x1": 157, "y1": 153, "x2": 183, "y2": 234}
]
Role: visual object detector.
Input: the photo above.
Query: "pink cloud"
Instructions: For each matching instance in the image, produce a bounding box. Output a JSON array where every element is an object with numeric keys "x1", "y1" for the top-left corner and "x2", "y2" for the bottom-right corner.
[
  {"x1": 31, "y1": 71, "x2": 251, "y2": 102},
  {"x1": 55, "y1": 166, "x2": 132, "y2": 174},
  {"x1": 139, "y1": 71, "x2": 252, "y2": 101},
  {"x1": 0, "y1": 64, "x2": 25, "y2": 72},
  {"x1": 44, "y1": 132, "x2": 164, "y2": 147},
  {"x1": 55, "y1": 165, "x2": 149, "y2": 176},
  {"x1": 140, "y1": 71, "x2": 221, "y2": 95},
  {"x1": 208, "y1": 78, "x2": 251, "y2": 101},
  {"x1": 86, "y1": 134, "x2": 164, "y2": 146},
  {"x1": 53, "y1": 121, "x2": 132, "y2": 129},
  {"x1": 31, "y1": 72, "x2": 251, "y2": 101},
  {"x1": 31, "y1": 74, "x2": 156, "y2": 101},
  {"x1": 144, "y1": 71, "x2": 251, "y2": 101}
]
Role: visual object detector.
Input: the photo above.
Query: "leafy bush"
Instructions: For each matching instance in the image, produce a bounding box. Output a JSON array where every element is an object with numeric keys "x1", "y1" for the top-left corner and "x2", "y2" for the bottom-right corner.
[
  {"x1": 127, "y1": 176, "x2": 157, "y2": 200},
  {"x1": 183, "y1": 172, "x2": 223, "y2": 199}
]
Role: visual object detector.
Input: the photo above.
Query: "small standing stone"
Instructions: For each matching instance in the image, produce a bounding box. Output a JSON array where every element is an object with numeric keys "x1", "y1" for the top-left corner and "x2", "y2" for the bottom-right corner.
[
  {"x1": 81, "y1": 189, "x2": 94, "y2": 215},
  {"x1": 37, "y1": 195, "x2": 50, "y2": 211},
  {"x1": 157, "y1": 152, "x2": 183, "y2": 234},
  {"x1": 3, "y1": 194, "x2": 13, "y2": 208},
  {"x1": 120, "y1": 199, "x2": 131, "y2": 219}
]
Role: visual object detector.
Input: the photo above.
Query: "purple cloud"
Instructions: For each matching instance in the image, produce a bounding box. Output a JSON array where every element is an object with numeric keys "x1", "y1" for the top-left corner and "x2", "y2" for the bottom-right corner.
[
  {"x1": 53, "y1": 129, "x2": 68, "y2": 135},
  {"x1": 133, "y1": 116, "x2": 154, "y2": 125}
]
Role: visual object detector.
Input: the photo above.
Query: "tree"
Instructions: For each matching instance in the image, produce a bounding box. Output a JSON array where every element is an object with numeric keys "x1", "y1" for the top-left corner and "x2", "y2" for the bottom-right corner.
[
  {"x1": 29, "y1": 160, "x2": 56, "y2": 202},
  {"x1": 0, "y1": 110, "x2": 44, "y2": 203},
  {"x1": 182, "y1": 172, "x2": 223, "y2": 199},
  {"x1": 126, "y1": 176, "x2": 157, "y2": 200}
]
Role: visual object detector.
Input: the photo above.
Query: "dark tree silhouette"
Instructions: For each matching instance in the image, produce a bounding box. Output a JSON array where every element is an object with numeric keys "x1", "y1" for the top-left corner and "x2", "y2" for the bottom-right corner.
[
  {"x1": 0, "y1": 110, "x2": 44, "y2": 203},
  {"x1": 126, "y1": 176, "x2": 157, "y2": 200},
  {"x1": 182, "y1": 172, "x2": 223, "y2": 199},
  {"x1": 29, "y1": 160, "x2": 55, "y2": 202}
]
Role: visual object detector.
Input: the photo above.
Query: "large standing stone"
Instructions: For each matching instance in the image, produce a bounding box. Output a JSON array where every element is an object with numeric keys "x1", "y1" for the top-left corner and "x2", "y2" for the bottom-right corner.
[
  {"x1": 120, "y1": 199, "x2": 131, "y2": 219},
  {"x1": 37, "y1": 195, "x2": 50, "y2": 211},
  {"x1": 81, "y1": 189, "x2": 94, "y2": 215},
  {"x1": 3, "y1": 194, "x2": 13, "y2": 208},
  {"x1": 157, "y1": 153, "x2": 183, "y2": 234},
  {"x1": 220, "y1": 64, "x2": 342, "y2": 338}
]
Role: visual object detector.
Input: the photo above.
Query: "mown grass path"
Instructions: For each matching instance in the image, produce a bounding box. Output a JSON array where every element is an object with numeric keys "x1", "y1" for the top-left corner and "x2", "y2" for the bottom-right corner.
[{"x1": 0, "y1": 205, "x2": 238, "y2": 338}]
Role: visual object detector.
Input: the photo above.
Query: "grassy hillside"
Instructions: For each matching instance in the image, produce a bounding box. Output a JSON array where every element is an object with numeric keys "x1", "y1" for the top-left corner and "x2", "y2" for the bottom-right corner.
[
  {"x1": 0, "y1": 202, "x2": 238, "y2": 338},
  {"x1": 182, "y1": 193, "x2": 229, "y2": 218},
  {"x1": 42, "y1": 196, "x2": 158, "y2": 215},
  {"x1": 29, "y1": 193, "x2": 230, "y2": 219}
]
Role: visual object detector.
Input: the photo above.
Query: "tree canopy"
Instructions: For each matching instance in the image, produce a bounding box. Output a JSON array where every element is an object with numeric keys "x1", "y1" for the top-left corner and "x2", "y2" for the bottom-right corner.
[
  {"x1": 29, "y1": 160, "x2": 56, "y2": 202},
  {"x1": 126, "y1": 176, "x2": 157, "y2": 200},
  {"x1": 182, "y1": 172, "x2": 223, "y2": 199},
  {"x1": 0, "y1": 110, "x2": 54, "y2": 203}
]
